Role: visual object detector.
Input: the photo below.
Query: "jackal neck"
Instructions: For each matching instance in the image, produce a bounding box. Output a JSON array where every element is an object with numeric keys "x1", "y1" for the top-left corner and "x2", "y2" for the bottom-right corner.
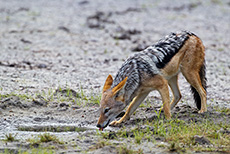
[{"x1": 111, "y1": 58, "x2": 140, "y2": 104}]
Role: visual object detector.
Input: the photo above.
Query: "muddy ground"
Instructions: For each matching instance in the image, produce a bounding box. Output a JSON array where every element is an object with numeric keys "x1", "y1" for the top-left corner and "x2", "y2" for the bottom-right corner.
[{"x1": 0, "y1": 0, "x2": 230, "y2": 153}]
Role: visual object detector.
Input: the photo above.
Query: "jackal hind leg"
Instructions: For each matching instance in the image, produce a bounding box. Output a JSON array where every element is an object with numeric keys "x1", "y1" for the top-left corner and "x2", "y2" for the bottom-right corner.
[
  {"x1": 182, "y1": 71, "x2": 207, "y2": 113},
  {"x1": 168, "y1": 75, "x2": 182, "y2": 110},
  {"x1": 110, "y1": 92, "x2": 149, "y2": 126}
]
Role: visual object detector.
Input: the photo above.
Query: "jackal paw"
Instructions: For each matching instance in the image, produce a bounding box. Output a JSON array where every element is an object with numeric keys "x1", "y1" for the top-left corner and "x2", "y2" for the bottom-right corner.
[
  {"x1": 110, "y1": 120, "x2": 122, "y2": 127},
  {"x1": 198, "y1": 109, "x2": 207, "y2": 113},
  {"x1": 166, "y1": 114, "x2": 171, "y2": 120}
]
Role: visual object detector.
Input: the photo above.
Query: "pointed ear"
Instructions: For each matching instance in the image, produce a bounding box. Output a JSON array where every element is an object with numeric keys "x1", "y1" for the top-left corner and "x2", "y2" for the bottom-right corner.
[
  {"x1": 103, "y1": 74, "x2": 113, "y2": 92},
  {"x1": 112, "y1": 77, "x2": 128, "y2": 95}
]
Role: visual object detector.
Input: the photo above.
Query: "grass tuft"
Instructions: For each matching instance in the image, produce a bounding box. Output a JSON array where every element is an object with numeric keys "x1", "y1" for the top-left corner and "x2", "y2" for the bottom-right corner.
[
  {"x1": 89, "y1": 139, "x2": 110, "y2": 150},
  {"x1": 4, "y1": 133, "x2": 18, "y2": 142},
  {"x1": 117, "y1": 145, "x2": 143, "y2": 154},
  {"x1": 27, "y1": 133, "x2": 64, "y2": 146}
]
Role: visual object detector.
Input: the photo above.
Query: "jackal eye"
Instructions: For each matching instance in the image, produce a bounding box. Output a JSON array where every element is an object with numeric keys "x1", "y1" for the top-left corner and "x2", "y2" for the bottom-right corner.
[{"x1": 104, "y1": 107, "x2": 110, "y2": 114}]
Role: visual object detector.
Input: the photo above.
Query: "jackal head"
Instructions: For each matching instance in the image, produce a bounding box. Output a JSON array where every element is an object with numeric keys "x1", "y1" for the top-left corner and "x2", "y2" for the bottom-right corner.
[{"x1": 96, "y1": 75, "x2": 128, "y2": 130}]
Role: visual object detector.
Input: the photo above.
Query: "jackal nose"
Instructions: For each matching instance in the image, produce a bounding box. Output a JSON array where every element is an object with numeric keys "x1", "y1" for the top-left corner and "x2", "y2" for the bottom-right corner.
[{"x1": 96, "y1": 124, "x2": 101, "y2": 128}]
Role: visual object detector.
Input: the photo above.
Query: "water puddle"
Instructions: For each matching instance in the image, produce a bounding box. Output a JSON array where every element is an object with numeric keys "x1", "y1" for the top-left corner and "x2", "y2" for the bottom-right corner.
[{"x1": 17, "y1": 124, "x2": 97, "y2": 132}]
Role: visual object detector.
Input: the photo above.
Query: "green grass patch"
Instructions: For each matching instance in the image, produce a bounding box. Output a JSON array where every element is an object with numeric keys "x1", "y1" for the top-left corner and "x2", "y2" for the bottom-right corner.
[
  {"x1": 147, "y1": 118, "x2": 229, "y2": 152},
  {"x1": 3, "y1": 133, "x2": 18, "y2": 142},
  {"x1": 0, "y1": 87, "x2": 101, "y2": 109},
  {"x1": 0, "y1": 93, "x2": 32, "y2": 101},
  {"x1": 27, "y1": 133, "x2": 64, "y2": 146},
  {"x1": 98, "y1": 117, "x2": 230, "y2": 153},
  {"x1": 89, "y1": 139, "x2": 111, "y2": 151},
  {"x1": 214, "y1": 106, "x2": 230, "y2": 115},
  {"x1": 117, "y1": 144, "x2": 143, "y2": 154}
]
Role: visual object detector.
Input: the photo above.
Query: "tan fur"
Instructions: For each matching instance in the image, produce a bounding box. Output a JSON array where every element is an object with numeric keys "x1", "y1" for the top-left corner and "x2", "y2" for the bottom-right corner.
[
  {"x1": 160, "y1": 35, "x2": 206, "y2": 113},
  {"x1": 112, "y1": 77, "x2": 128, "y2": 95},
  {"x1": 103, "y1": 74, "x2": 113, "y2": 92},
  {"x1": 97, "y1": 35, "x2": 206, "y2": 128},
  {"x1": 180, "y1": 36, "x2": 206, "y2": 113}
]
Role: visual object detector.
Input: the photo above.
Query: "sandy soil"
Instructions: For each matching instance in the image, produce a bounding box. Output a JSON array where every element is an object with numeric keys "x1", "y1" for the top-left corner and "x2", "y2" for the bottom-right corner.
[{"x1": 0, "y1": 0, "x2": 229, "y2": 153}]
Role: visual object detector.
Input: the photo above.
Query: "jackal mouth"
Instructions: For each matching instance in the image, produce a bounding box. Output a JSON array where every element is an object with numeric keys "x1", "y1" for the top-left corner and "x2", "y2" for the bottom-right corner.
[
  {"x1": 103, "y1": 119, "x2": 110, "y2": 129},
  {"x1": 101, "y1": 112, "x2": 125, "y2": 129}
]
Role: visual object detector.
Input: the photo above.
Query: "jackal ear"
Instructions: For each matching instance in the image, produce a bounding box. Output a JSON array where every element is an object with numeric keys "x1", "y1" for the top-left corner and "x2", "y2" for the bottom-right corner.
[
  {"x1": 112, "y1": 77, "x2": 128, "y2": 95},
  {"x1": 103, "y1": 74, "x2": 113, "y2": 92}
]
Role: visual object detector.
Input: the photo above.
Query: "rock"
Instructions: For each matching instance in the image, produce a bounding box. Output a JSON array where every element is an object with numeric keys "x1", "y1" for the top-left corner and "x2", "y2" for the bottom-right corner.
[
  {"x1": 0, "y1": 96, "x2": 28, "y2": 109},
  {"x1": 112, "y1": 27, "x2": 141, "y2": 40},
  {"x1": 33, "y1": 116, "x2": 49, "y2": 122},
  {"x1": 54, "y1": 88, "x2": 80, "y2": 98},
  {"x1": 103, "y1": 131, "x2": 117, "y2": 139},
  {"x1": 86, "y1": 11, "x2": 114, "y2": 29},
  {"x1": 32, "y1": 98, "x2": 47, "y2": 106},
  {"x1": 59, "y1": 102, "x2": 69, "y2": 108},
  {"x1": 37, "y1": 63, "x2": 47, "y2": 69},
  {"x1": 58, "y1": 26, "x2": 70, "y2": 33},
  {"x1": 193, "y1": 135, "x2": 210, "y2": 145},
  {"x1": 112, "y1": 33, "x2": 131, "y2": 40},
  {"x1": 20, "y1": 38, "x2": 32, "y2": 44},
  {"x1": 78, "y1": 0, "x2": 89, "y2": 5}
]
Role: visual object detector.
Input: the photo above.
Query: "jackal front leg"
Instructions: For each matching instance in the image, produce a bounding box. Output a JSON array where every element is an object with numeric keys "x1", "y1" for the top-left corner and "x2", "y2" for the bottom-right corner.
[
  {"x1": 158, "y1": 84, "x2": 171, "y2": 119},
  {"x1": 110, "y1": 92, "x2": 149, "y2": 126}
]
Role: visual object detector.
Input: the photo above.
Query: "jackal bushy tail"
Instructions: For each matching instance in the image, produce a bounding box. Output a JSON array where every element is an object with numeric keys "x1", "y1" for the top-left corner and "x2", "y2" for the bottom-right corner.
[{"x1": 191, "y1": 60, "x2": 207, "y2": 110}]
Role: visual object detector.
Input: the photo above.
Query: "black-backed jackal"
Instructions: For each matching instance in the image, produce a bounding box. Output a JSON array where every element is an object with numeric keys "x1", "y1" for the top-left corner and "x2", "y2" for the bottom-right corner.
[{"x1": 97, "y1": 31, "x2": 207, "y2": 130}]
